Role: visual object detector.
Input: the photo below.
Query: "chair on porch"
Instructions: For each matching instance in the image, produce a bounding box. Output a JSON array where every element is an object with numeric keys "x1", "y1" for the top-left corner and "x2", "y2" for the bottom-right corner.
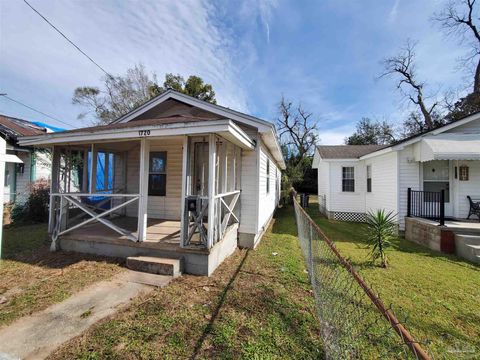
[{"x1": 467, "y1": 196, "x2": 480, "y2": 221}]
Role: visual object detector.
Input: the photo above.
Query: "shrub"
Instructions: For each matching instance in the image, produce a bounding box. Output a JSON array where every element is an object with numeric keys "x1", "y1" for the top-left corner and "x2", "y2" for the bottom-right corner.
[
  {"x1": 365, "y1": 210, "x2": 397, "y2": 268},
  {"x1": 11, "y1": 179, "x2": 50, "y2": 223}
]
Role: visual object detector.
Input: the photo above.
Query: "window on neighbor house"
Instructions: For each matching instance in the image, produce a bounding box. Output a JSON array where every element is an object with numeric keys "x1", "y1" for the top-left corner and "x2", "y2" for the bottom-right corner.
[
  {"x1": 266, "y1": 158, "x2": 270, "y2": 194},
  {"x1": 148, "y1": 152, "x2": 167, "y2": 196},
  {"x1": 342, "y1": 166, "x2": 355, "y2": 192},
  {"x1": 367, "y1": 165, "x2": 372, "y2": 193}
]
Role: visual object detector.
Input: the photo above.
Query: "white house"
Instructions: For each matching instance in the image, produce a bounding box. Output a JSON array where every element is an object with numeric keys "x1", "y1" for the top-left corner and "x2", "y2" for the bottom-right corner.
[
  {"x1": 18, "y1": 90, "x2": 285, "y2": 275},
  {"x1": 313, "y1": 112, "x2": 480, "y2": 231},
  {"x1": 0, "y1": 115, "x2": 52, "y2": 205}
]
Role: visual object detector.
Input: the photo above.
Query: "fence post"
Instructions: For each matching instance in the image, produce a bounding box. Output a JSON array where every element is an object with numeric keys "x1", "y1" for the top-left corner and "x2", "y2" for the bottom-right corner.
[
  {"x1": 439, "y1": 190, "x2": 445, "y2": 226},
  {"x1": 407, "y1": 188, "x2": 411, "y2": 217}
]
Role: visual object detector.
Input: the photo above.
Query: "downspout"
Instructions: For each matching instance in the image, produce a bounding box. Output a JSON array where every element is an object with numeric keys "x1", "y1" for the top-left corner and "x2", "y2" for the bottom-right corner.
[{"x1": 12, "y1": 151, "x2": 17, "y2": 203}]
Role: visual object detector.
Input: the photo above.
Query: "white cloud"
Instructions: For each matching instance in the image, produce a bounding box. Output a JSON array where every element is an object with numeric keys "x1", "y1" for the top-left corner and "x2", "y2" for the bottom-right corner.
[
  {"x1": 0, "y1": 0, "x2": 249, "y2": 127},
  {"x1": 388, "y1": 0, "x2": 401, "y2": 23}
]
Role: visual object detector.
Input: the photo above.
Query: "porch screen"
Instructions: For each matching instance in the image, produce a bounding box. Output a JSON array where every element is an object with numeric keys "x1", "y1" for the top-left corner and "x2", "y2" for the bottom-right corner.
[{"x1": 149, "y1": 152, "x2": 167, "y2": 196}]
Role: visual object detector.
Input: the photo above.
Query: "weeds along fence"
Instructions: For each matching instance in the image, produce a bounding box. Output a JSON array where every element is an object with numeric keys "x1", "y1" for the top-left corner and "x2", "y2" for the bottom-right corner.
[{"x1": 293, "y1": 198, "x2": 431, "y2": 360}]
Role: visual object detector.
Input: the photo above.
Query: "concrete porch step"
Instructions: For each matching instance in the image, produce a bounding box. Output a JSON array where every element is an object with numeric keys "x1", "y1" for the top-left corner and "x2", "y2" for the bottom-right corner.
[
  {"x1": 455, "y1": 234, "x2": 480, "y2": 264},
  {"x1": 126, "y1": 256, "x2": 183, "y2": 277}
]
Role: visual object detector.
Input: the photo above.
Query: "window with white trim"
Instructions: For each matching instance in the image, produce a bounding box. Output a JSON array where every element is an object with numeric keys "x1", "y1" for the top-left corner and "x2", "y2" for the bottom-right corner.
[
  {"x1": 366, "y1": 165, "x2": 372, "y2": 193},
  {"x1": 342, "y1": 166, "x2": 355, "y2": 192},
  {"x1": 266, "y1": 158, "x2": 270, "y2": 193},
  {"x1": 148, "y1": 152, "x2": 167, "y2": 196}
]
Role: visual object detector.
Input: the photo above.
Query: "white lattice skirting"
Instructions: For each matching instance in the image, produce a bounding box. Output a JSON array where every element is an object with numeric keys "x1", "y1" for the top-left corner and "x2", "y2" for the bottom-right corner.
[{"x1": 331, "y1": 212, "x2": 366, "y2": 222}]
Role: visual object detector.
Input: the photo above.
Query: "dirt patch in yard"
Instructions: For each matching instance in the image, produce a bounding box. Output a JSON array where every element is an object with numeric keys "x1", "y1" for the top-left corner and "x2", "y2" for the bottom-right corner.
[
  {"x1": 0, "y1": 223, "x2": 125, "y2": 327},
  {"x1": 48, "y1": 207, "x2": 323, "y2": 359}
]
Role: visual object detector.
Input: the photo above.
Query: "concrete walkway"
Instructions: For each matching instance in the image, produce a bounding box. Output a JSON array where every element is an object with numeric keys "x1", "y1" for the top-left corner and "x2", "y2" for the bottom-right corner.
[{"x1": 0, "y1": 271, "x2": 172, "y2": 360}]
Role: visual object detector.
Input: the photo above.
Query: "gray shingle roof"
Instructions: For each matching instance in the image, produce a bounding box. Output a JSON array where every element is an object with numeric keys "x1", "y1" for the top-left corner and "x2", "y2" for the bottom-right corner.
[{"x1": 316, "y1": 145, "x2": 387, "y2": 159}]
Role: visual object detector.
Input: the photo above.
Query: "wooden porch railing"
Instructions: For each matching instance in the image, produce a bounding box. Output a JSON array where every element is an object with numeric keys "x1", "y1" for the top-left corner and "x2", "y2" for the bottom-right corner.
[
  {"x1": 49, "y1": 193, "x2": 140, "y2": 250},
  {"x1": 407, "y1": 188, "x2": 445, "y2": 226},
  {"x1": 183, "y1": 190, "x2": 240, "y2": 248}
]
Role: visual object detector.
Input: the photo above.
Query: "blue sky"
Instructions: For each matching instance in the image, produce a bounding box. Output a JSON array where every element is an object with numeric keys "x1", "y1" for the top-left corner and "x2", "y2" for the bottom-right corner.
[{"x1": 0, "y1": 0, "x2": 470, "y2": 143}]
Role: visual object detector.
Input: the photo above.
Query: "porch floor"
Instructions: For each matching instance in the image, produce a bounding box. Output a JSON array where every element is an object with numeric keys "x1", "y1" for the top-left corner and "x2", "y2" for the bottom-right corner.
[
  {"x1": 413, "y1": 217, "x2": 480, "y2": 232},
  {"x1": 61, "y1": 217, "x2": 209, "y2": 254}
]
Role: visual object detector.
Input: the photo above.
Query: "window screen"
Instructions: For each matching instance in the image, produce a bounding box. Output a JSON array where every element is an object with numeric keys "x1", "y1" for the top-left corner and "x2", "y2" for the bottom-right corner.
[
  {"x1": 148, "y1": 152, "x2": 167, "y2": 196},
  {"x1": 342, "y1": 166, "x2": 355, "y2": 192}
]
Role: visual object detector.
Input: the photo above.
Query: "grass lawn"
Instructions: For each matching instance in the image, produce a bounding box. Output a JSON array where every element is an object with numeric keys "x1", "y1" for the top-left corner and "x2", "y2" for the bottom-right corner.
[
  {"x1": 48, "y1": 206, "x2": 323, "y2": 360},
  {"x1": 0, "y1": 223, "x2": 125, "y2": 327},
  {"x1": 305, "y1": 203, "x2": 480, "y2": 359}
]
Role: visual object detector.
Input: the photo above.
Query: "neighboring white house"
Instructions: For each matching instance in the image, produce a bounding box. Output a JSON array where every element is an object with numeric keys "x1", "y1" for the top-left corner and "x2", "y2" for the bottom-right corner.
[
  {"x1": 0, "y1": 114, "x2": 53, "y2": 205},
  {"x1": 18, "y1": 90, "x2": 285, "y2": 275},
  {"x1": 313, "y1": 112, "x2": 480, "y2": 230}
]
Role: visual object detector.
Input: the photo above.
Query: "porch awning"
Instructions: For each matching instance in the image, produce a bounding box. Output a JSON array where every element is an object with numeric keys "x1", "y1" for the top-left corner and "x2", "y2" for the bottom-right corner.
[
  {"x1": 419, "y1": 134, "x2": 480, "y2": 162},
  {"x1": 0, "y1": 153, "x2": 23, "y2": 163}
]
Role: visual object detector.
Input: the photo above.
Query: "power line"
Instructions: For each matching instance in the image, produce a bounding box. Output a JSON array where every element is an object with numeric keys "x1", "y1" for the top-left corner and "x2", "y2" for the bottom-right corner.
[
  {"x1": 0, "y1": 94, "x2": 78, "y2": 128},
  {"x1": 23, "y1": 0, "x2": 113, "y2": 79}
]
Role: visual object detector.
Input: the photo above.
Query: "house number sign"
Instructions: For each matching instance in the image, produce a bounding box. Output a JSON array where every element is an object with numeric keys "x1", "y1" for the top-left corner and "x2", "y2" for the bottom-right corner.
[{"x1": 138, "y1": 130, "x2": 151, "y2": 136}]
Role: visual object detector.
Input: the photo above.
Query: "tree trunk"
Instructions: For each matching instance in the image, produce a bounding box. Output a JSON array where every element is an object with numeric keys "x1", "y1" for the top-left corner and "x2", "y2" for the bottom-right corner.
[
  {"x1": 474, "y1": 58, "x2": 480, "y2": 94},
  {"x1": 418, "y1": 95, "x2": 434, "y2": 130}
]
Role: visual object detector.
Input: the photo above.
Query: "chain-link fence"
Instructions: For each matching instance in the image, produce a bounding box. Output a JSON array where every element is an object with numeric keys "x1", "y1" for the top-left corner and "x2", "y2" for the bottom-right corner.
[{"x1": 293, "y1": 198, "x2": 431, "y2": 359}]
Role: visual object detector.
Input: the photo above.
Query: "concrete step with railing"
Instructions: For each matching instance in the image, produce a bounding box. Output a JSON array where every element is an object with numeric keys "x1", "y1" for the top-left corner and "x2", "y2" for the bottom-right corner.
[{"x1": 126, "y1": 256, "x2": 183, "y2": 277}]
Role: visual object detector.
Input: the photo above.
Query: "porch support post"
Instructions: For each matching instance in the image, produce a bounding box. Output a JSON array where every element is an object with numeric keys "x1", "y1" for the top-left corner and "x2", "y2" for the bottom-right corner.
[
  {"x1": 137, "y1": 138, "x2": 150, "y2": 241},
  {"x1": 48, "y1": 145, "x2": 60, "y2": 234},
  {"x1": 89, "y1": 144, "x2": 97, "y2": 194},
  {"x1": 207, "y1": 134, "x2": 216, "y2": 248},
  {"x1": 180, "y1": 136, "x2": 189, "y2": 248},
  {"x1": 82, "y1": 149, "x2": 89, "y2": 192}
]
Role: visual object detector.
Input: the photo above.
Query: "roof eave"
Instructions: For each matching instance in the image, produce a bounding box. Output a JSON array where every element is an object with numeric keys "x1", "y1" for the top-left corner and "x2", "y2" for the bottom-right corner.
[{"x1": 18, "y1": 119, "x2": 256, "y2": 150}]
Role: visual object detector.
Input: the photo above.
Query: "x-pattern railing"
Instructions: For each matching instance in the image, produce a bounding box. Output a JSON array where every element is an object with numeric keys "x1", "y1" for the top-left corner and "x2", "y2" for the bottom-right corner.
[
  {"x1": 50, "y1": 193, "x2": 140, "y2": 250},
  {"x1": 215, "y1": 190, "x2": 240, "y2": 242}
]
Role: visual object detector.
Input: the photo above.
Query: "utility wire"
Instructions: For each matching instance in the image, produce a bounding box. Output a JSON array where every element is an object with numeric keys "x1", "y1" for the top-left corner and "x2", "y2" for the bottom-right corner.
[
  {"x1": 23, "y1": 0, "x2": 113, "y2": 79},
  {"x1": 0, "y1": 94, "x2": 78, "y2": 128}
]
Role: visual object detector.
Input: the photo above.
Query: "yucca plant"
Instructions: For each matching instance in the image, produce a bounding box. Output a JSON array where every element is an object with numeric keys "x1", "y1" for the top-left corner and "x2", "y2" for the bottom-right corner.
[{"x1": 365, "y1": 210, "x2": 397, "y2": 268}]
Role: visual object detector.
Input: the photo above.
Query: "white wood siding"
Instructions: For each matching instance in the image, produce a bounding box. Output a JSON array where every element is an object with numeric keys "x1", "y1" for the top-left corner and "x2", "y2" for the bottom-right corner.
[
  {"x1": 454, "y1": 160, "x2": 480, "y2": 218},
  {"x1": 446, "y1": 118, "x2": 480, "y2": 133},
  {"x1": 148, "y1": 138, "x2": 183, "y2": 220},
  {"x1": 257, "y1": 142, "x2": 280, "y2": 232},
  {"x1": 365, "y1": 152, "x2": 398, "y2": 220},
  {"x1": 236, "y1": 124, "x2": 259, "y2": 235},
  {"x1": 317, "y1": 161, "x2": 330, "y2": 210},
  {"x1": 125, "y1": 138, "x2": 183, "y2": 220},
  {"x1": 15, "y1": 152, "x2": 32, "y2": 204},
  {"x1": 397, "y1": 146, "x2": 420, "y2": 230},
  {"x1": 34, "y1": 151, "x2": 51, "y2": 180},
  {"x1": 329, "y1": 161, "x2": 366, "y2": 213},
  {"x1": 239, "y1": 147, "x2": 258, "y2": 234}
]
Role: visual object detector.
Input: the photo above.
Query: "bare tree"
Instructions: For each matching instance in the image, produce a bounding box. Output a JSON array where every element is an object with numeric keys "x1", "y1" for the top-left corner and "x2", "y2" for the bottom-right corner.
[
  {"x1": 434, "y1": 0, "x2": 480, "y2": 93},
  {"x1": 380, "y1": 41, "x2": 437, "y2": 130},
  {"x1": 276, "y1": 96, "x2": 318, "y2": 158}
]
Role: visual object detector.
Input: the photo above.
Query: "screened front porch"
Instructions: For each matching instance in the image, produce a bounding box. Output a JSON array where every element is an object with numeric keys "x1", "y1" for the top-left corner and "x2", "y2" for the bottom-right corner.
[{"x1": 48, "y1": 133, "x2": 247, "y2": 253}]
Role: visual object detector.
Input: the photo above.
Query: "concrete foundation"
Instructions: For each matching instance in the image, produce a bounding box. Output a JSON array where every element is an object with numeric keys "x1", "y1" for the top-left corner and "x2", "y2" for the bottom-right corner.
[
  {"x1": 60, "y1": 223, "x2": 239, "y2": 276},
  {"x1": 405, "y1": 217, "x2": 445, "y2": 252}
]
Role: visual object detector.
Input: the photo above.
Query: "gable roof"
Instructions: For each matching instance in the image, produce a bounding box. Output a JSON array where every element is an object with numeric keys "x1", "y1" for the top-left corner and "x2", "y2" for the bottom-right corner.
[
  {"x1": 17, "y1": 91, "x2": 286, "y2": 169},
  {"x1": 112, "y1": 89, "x2": 273, "y2": 131},
  {"x1": 0, "y1": 114, "x2": 48, "y2": 140},
  {"x1": 316, "y1": 111, "x2": 480, "y2": 163},
  {"x1": 50, "y1": 115, "x2": 222, "y2": 135},
  {"x1": 316, "y1": 145, "x2": 386, "y2": 159}
]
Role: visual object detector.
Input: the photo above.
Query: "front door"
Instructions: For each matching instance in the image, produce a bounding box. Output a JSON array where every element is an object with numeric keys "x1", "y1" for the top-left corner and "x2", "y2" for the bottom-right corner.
[{"x1": 422, "y1": 160, "x2": 453, "y2": 217}]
